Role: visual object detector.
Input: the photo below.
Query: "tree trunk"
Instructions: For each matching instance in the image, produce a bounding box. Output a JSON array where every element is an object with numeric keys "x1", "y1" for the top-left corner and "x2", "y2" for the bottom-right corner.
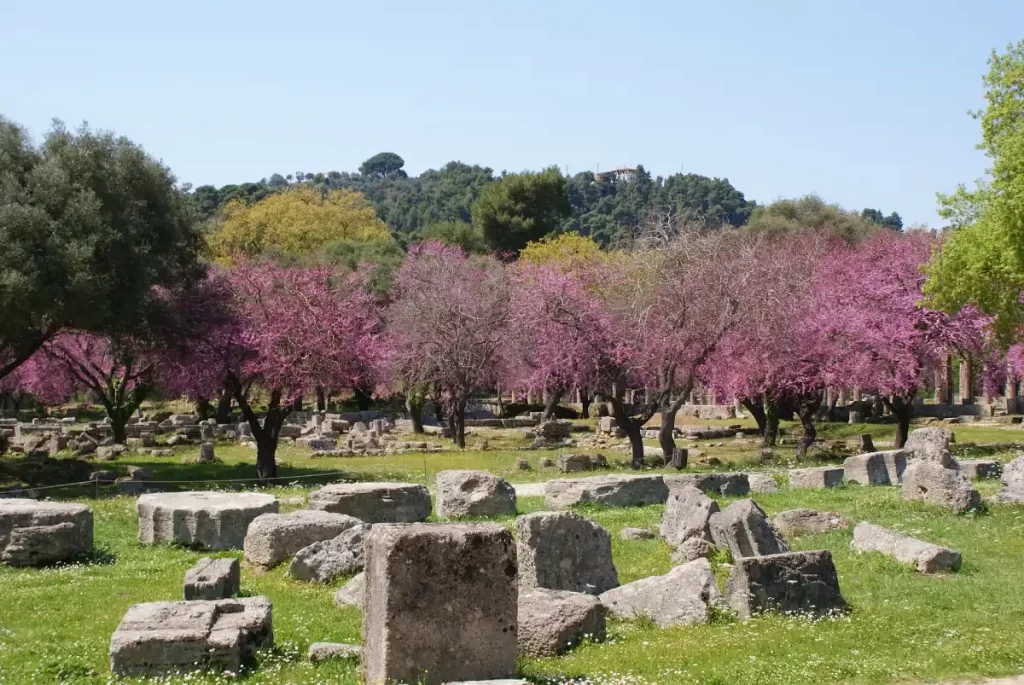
[
  {"x1": 794, "y1": 392, "x2": 823, "y2": 463},
  {"x1": 606, "y1": 396, "x2": 645, "y2": 469},
  {"x1": 406, "y1": 391, "x2": 424, "y2": 434},
  {"x1": 825, "y1": 392, "x2": 838, "y2": 422},
  {"x1": 256, "y1": 437, "x2": 278, "y2": 481},
  {"x1": 230, "y1": 377, "x2": 288, "y2": 483},
  {"x1": 292, "y1": 395, "x2": 303, "y2": 413},
  {"x1": 658, "y1": 393, "x2": 688, "y2": 461},
  {"x1": 451, "y1": 398, "x2": 467, "y2": 448},
  {"x1": 110, "y1": 413, "x2": 128, "y2": 445},
  {"x1": 541, "y1": 388, "x2": 565, "y2": 422},
  {"x1": 196, "y1": 396, "x2": 212, "y2": 422},
  {"x1": 742, "y1": 397, "x2": 767, "y2": 436},
  {"x1": 316, "y1": 386, "x2": 327, "y2": 412},
  {"x1": 581, "y1": 393, "x2": 592, "y2": 419},
  {"x1": 884, "y1": 393, "x2": 914, "y2": 448},
  {"x1": 353, "y1": 385, "x2": 372, "y2": 411},
  {"x1": 215, "y1": 385, "x2": 232, "y2": 424},
  {"x1": 763, "y1": 396, "x2": 780, "y2": 447}
]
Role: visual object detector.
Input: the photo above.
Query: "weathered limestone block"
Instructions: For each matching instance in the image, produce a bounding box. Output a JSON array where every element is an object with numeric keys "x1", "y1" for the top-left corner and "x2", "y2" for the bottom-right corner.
[
  {"x1": 0, "y1": 499, "x2": 93, "y2": 566},
  {"x1": 747, "y1": 473, "x2": 779, "y2": 493},
  {"x1": 709, "y1": 499, "x2": 788, "y2": 560},
  {"x1": 517, "y1": 588, "x2": 605, "y2": 657},
  {"x1": 109, "y1": 596, "x2": 273, "y2": 676},
  {"x1": 184, "y1": 557, "x2": 240, "y2": 600},
  {"x1": 309, "y1": 482, "x2": 432, "y2": 523},
  {"x1": 557, "y1": 453, "x2": 607, "y2": 473},
  {"x1": 902, "y1": 461, "x2": 981, "y2": 513},
  {"x1": 309, "y1": 641, "x2": 360, "y2": 663},
  {"x1": 998, "y1": 455, "x2": 1024, "y2": 502},
  {"x1": 665, "y1": 472, "x2": 750, "y2": 496},
  {"x1": 905, "y1": 427, "x2": 956, "y2": 467},
  {"x1": 290, "y1": 523, "x2": 372, "y2": 582},
  {"x1": 362, "y1": 523, "x2": 517, "y2": 685},
  {"x1": 843, "y1": 450, "x2": 908, "y2": 485},
  {"x1": 957, "y1": 459, "x2": 1001, "y2": 480},
  {"x1": 517, "y1": 511, "x2": 618, "y2": 595},
  {"x1": 137, "y1": 492, "x2": 278, "y2": 551},
  {"x1": 670, "y1": 537, "x2": 713, "y2": 564},
  {"x1": 243, "y1": 510, "x2": 362, "y2": 568},
  {"x1": 435, "y1": 470, "x2": 516, "y2": 519},
  {"x1": 851, "y1": 521, "x2": 961, "y2": 573},
  {"x1": 333, "y1": 571, "x2": 366, "y2": 609},
  {"x1": 659, "y1": 484, "x2": 719, "y2": 548},
  {"x1": 771, "y1": 508, "x2": 850, "y2": 537},
  {"x1": 789, "y1": 467, "x2": 845, "y2": 489},
  {"x1": 544, "y1": 475, "x2": 667, "y2": 509},
  {"x1": 620, "y1": 527, "x2": 655, "y2": 540},
  {"x1": 599, "y1": 558, "x2": 722, "y2": 627},
  {"x1": 725, "y1": 550, "x2": 846, "y2": 620}
]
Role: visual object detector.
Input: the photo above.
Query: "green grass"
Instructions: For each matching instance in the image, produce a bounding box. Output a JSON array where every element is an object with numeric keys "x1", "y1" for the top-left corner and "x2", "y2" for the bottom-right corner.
[{"x1": 3, "y1": 420, "x2": 1024, "y2": 683}]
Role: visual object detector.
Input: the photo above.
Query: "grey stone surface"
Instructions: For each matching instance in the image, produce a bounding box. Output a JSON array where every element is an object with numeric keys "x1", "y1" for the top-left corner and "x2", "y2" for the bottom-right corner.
[
  {"x1": 517, "y1": 511, "x2": 618, "y2": 595},
  {"x1": 747, "y1": 473, "x2": 779, "y2": 493},
  {"x1": 620, "y1": 527, "x2": 655, "y2": 541},
  {"x1": 670, "y1": 537, "x2": 714, "y2": 565},
  {"x1": 905, "y1": 427, "x2": 956, "y2": 467},
  {"x1": 902, "y1": 461, "x2": 981, "y2": 513},
  {"x1": 243, "y1": 510, "x2": 362, "y2": 568},
  {"x1": 843, "y1": 450, "x2": 908, "y2": 485},
  {"x1": 789, "y1": 467, "x2": 845, "y2": 489},
  {"x1": 518, "y1": 588, "x2": 605, "y2": 657},
  {"x1": 556, "y1": 453, "x2": 607, "y2": 473},
  {"x1": 435, "y1": 470, "x2": 516, "y2": 519},
  {"x1": 290, "y1": 523, "x2": 372, "y2": 582},
  {"x1": 725, "y1": 550, "x2": 846, "y2": 620},
  {"x1": 851, "y1": 521, "x2": 961, "y2": 573},
  {"x1": 998, "y1": 456, "x2": 1024, "y2": 502},
  {"x1": 309, "y1": 641, "x2": 360, "y2": 663},
  {"x1": 544, "y1": 475, "x2": 667, "y2": 509},
  {"x1": 771, "y1": 508, "x2": 850, "y2": 537},
  {"x1": 89, "y1": 470, "x2": 116, "y2": 484},
  {"x1": 362, "y1": 523, "x2": 517, "y2": 685},
  {"x1": 138, "y1": 492, "x2": 278, "y2": 551},
  {"x1": 665, "y1": 472, "x2": 750, "y2": 496},
  {"x1": 184, "y1": 557, "x2": 240, "y2": 600},
  {"x1": 0, "y1": 498, "x2": 93, "y2": 566},
  {"x1": 333, "y1": 571, "x2": 366, "y2": 610},
  {"x1": 957, "y1": 459, "x2": 1002, "y2": 480},
  {"x1": 599, "y1": 558, "x2": 723, "y2": 627},
  {"x1": 709, "y1": 499, "x2": 788, "y2": 559},
  {"x1": 309, "y1": 482, "x2": 431, "y2": 523},
  {"x1": 109, "y1": 596, "x2": 273, "y2": 676},
  {"x1": 659, "y1": 484, "x2": 719, "y2": 548}
]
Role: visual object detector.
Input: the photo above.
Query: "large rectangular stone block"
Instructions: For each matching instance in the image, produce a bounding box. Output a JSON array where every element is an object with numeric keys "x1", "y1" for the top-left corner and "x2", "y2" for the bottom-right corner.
[
  {"x1": 543, "y1": 475, "x2": 667, "y2": 509},
  {"x1": 362, "y1": 523, "x2": 517, "y2": 685},
  {"x1": 843, "y1": 450, "x2": 908, "y2": 486},
  {"x1": 725, "y1": 550, "x2": 846, "y2": 620},
  {"x1": 788, "y1": 467, "x2": 845, "y2": 489}
]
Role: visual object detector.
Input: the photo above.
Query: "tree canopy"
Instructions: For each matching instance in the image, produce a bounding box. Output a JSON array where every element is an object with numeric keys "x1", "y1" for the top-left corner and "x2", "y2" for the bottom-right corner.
[
  {"x1": 472, "y1": 167, "x2": 572, "y2": 256},
  {"x1": 0, "y1": 118, "x2": 203, "y2": 381},
  {"x1": 744, "y1": 195, "x2": 880, "y2": 242},
  {"x1": 359, "y1": 152, "x2": 407, "y2": 179}
]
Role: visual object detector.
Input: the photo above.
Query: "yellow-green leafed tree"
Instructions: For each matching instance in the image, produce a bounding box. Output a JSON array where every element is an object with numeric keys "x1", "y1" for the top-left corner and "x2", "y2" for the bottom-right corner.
[
  {"x1": 519, "y1": 232, "x2": 603, "y2": 268},
  {"x1": 208, "y1": 187, "x2": 391, "y2": 263}
]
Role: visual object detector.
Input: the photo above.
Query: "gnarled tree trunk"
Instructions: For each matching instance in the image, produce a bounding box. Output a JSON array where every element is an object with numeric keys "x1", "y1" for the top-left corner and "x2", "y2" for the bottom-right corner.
[
  {"x1": 883, "y1": 392, "x2": 914, "y2": 448},
  {"x1": 763, "y1": 396, "x2": 780, "y2": 447},
  {"x1": 406, "y1": 390, "x2": 424, "y2": 434},
  {"x1": 742, "y1": 396, "x2": 767, "y2": 436},
  {"x1": 794, "y1": 391, "x2": 824, "y2": 462},
  {"x1": 316, "y1": 386, "x2": 327, "y2": 412},
  {"x1": 215, "y1": 384, "x2": 232, "y2": 424},
  {"x1": 541, "y1": 387, "x2": 565, "y2": 422}
]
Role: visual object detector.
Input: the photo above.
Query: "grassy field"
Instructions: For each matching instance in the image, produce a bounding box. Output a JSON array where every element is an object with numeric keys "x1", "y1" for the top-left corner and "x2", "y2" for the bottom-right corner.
[{"x1": 2, "y1": 419, "x2": 1024, "y2": 684}]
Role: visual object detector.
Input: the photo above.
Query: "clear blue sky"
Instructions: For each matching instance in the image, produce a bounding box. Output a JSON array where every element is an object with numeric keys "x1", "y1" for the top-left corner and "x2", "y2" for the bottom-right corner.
[{"x1": 3, "y1": 0, "x2": 1021, "y2": 227}]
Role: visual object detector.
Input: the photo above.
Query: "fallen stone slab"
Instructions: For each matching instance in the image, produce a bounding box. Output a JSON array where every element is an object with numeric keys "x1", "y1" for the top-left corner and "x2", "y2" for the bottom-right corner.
[
  {"x1": 997, "y1": 456, "x2": 1024, "y2": 503},
  {"x1": 435, "y1": 470, "x2": 516, "y2": 519},
  {"x1": 362, "y1": 523, "x2": 517, "y2": 684},
  {"x1": 659, "y1": 484, "x2": 718, "y2": 548},
  {"x1": 89, "y1": 470, "x2": 116, "y2": 484},
  {"x1": 290, "y1": 523, "x2": 372, "y2": 582},
  {"x1": 599, "y1": 558, "x2": 723, "y2": 627},
  {"x1": 671, "y1": 537, "x2": 714, "y2": 564},
  {"x1": 620, "y1": 527, "x2": 655, "y2": 540},
  {"x1": 184, "y1": 557, "x2": 240, "y2": 600},
  {"x1": 518, "y1": 588, "x2": 605, "y2": 657},
  {"x1": 709, "y1": 499, "x2": 789, "y2": 560},
  {"x1": 665, "y1": 472, "x2": 749, "y2": 496},
  {"x1": 843, "y1": 450, "x2": 908, "y2": 486},
  {"x1": 517, "y1": 511, "x2": 618, "y2": 595},
  {"x1": 544, "y1": 475, "x2": 667, "y2": 509},
  {"x1": 109, "y1": 596, "x2": 273, "y2": 676},
  {"x1": 556, "y1": 453, "x2": 607, "y2": 473},
  {"x1": 725, "y1": 550, "x2": 846, "y2": 620},
  {"x1": 957, "y1": 459, "x2": 1002, "y2": 480},
  {"x1": 244, "y1": 510, "x2": 363, "y2": 569},
  {"x1": 906, "y1": 427, "x2": 956, "y2": 466},
  {"x1": 789, "y1": 467, "x2": 845, "y2": 489},
  {"x1": 851, "y1": 521, "x2": 961, "y2": 573},
  {"x1": 902, "y1": 461, "x2": 981, "y2": 513},
  {"x1": 333, "y1": 571, "x2": 366, "y2": 610},
  {"x1": 747, "y1": 473, "x2": 779, "y2": 493},
  {"x1": 0, "y1": 498, "x2": 94, "y2": 566},
  {"x1": 771, "y1": 508, "x2": 850, "y2": 537},
  {"x1": 309, "y1": 641, "x2": 360, "y2": 663},
  {"x1": 309, "y1": 482, "x2": 431, "y2": 523},
  {"x1": 138, "y1": 492, "x2": 278, "y2": 550}
]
